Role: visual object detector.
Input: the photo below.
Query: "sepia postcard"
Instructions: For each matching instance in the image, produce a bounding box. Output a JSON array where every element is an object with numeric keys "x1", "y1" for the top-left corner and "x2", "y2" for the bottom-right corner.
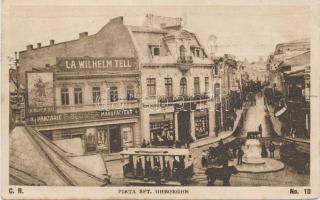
[{"x1": 1, "y1": 0, "x2": 320, "y2": 199}]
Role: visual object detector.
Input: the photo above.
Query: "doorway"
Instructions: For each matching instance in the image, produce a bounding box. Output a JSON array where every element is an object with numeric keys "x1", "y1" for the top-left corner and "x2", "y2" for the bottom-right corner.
[
  {"x1": 109, "y1": 126, "x2": 122, "y2": 153},
  {"x1": 178, "y1": 111, "x2": 191, "y2": 143}
]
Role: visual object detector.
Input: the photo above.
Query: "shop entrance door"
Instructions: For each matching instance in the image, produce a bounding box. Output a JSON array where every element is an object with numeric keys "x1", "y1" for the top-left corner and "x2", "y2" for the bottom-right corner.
[
  {"x1": 178, "y1": 111, "x2": 191, "y2": 143},
  {"x1": 109, "y1": 126, "x2": 122, "y2": 153}
]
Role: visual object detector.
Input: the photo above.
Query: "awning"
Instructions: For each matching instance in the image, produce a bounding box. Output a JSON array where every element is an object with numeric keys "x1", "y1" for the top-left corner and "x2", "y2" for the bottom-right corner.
[{"x1": 275, "y1": 107, "x2": 287, "y2": 117}]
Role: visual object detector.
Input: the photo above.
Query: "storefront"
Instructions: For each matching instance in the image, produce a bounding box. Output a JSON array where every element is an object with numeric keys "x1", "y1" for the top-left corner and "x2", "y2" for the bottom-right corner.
[
  {"x1": 27, "y1": 108, "x2": 139, "y2": 154},
  {"x1": 194, "y1": 109, "x2": 209, "y2": 139},
  {"x1": 149, "y1": 113, "x2": 175, "y2": 146}
]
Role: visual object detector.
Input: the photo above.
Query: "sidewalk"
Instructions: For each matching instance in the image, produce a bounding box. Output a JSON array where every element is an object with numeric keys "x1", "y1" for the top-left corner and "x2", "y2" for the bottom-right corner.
[
  {"x1": 101, "y1": 108, "x2": 244, "y2": 162},
  {"x1": 265, "y1": 103, "x2": 310, "y2": 144},
  {"x1": 190, "y1": 109, "x2": 244, "y2": 149}
]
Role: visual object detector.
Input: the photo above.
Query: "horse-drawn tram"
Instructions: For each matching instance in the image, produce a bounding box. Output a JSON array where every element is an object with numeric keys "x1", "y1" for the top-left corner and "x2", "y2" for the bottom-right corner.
[{"x1": 120, "y1": 148, "x2": 194, "y2": 186}]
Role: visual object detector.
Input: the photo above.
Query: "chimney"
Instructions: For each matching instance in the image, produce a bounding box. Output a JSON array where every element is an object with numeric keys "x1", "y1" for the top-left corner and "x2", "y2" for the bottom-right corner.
[
  {"x1": 26, "y1": 45, "x2": 33, "y2": 50},
  {"x1": 79, "y1": 32, "x2": 88, "y2": 39},
  {"x1": 109, "y1": 16, "x2": 123, "y2": 24},
  {"x1": 50, "y1": 40, "x2": 55, "y2": 45},
  {"x1": 37, "y1": 43, "x2": 41, "y2": 48}
]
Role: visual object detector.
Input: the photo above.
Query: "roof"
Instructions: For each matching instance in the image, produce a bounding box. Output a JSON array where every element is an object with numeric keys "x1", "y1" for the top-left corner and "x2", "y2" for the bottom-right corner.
[
  {"x1": 120, "y1": 148, "x2": 190, "y2": 156},
  {"x1": 278, "y1": 51, "x2": 310, "y2": 72},
  {"x1": 10, "y1": 126, "x2": 106, "y2": 186}
]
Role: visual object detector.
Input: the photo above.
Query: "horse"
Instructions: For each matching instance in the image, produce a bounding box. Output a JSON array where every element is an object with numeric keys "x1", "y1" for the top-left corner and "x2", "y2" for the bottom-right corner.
[{"x1": 205, "y1": 166, "x2": 238, "y2": 186}]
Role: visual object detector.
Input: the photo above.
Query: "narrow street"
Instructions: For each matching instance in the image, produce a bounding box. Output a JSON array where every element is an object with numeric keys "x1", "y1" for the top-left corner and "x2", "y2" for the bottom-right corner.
[
  {"x1": 191, "y1": 94, "x2": 310, "y2": 186},
  {"x1": 106, "y1": 94, "x2": 310, "y2": 186}
]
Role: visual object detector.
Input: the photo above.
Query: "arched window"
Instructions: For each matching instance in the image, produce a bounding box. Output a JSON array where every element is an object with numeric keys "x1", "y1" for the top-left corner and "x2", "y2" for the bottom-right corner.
[
  {"x1": 180, "y1": 45, "x2": 186, "y2": 59},
  {"x1": 180, "y1": 77, "x2": 187, "y2": 96}
]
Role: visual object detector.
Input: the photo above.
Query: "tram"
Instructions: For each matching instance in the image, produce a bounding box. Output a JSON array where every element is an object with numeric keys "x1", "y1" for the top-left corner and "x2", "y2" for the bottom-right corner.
[{"x1": 120, "y1": 148, "x2": 194, "y2": 186}]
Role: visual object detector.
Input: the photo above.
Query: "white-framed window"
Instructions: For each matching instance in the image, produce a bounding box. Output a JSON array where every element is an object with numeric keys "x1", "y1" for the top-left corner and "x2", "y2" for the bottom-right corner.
[
  {"x1": 92, "y1": 87, "x2": 101, "y2": 103},
  {"x1": 147, "y1": 78, "x2": 156, "y2": 96},
  {"x1": 61, "y1": 88, "x2": 69, "y2": 105},
  {"x1": 74, "y1": 87, "x2": 83, "y2": 104}
]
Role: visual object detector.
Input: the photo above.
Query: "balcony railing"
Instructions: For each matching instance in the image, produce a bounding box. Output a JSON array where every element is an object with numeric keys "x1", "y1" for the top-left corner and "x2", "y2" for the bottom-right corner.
[
  {"x1": 158, "y1": 94, "x2": 210, "y2": 103},
  {"x1": 177, "y1": 56, "x2": 193, "y2": 64}
]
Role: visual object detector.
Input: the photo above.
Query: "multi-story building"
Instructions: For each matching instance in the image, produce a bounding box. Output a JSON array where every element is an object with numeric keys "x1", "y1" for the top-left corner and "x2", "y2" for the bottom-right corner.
[
  {"x1": 18, "y1": 15, "x2": 216, "y2": 154},
  {"x1": 212, "y1": 54, "x2": 241, "y2": 132},
  {"x1": 266, "y1": 38, "x2": 310, "y2": 138}
]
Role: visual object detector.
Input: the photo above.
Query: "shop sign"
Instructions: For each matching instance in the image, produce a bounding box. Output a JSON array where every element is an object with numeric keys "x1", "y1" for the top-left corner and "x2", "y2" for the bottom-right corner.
[
  {"x1": 27, "y1": 108, "x2": 139, "y2": 125},
  {"x1": 56, "y1": 57, "x2": 138, "y2": 72},
  {"x1": 26, "y1": 72, "x2": 56, "y2": 115},
  {"x1": 174, "y1": 102, "x2": 197, "y2": 111}
]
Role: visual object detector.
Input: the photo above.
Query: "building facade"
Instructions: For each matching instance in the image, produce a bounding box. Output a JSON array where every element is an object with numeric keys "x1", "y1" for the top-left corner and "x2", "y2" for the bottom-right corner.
[{"x1": 19, "y1": 15, "x2": 218, "y2": 154}]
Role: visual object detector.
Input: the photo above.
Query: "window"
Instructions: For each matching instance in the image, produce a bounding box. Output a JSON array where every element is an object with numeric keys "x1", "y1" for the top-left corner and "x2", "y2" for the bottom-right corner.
[
  {"x1": 110, "y1": 86, "x2": 118, "y2": 102},
  {"x1": 153, "y1": 47, "x2": 160, "y2": 56},
  {"x1": 147, "y1": 78, "x2": 156, "y2": 96},
  {"x1": 74, "y1": 88, "x2": 82, "y2": 104},
  {"x1": 194, "y1": 77, "x2": 200, "y2": 95},
  {"x1": 127, "y1": 86, "x2": 135, "y2": 100},
  {"x1": 164, "y1": 78, "x2": 173, "y2": 97},
  {"x1": 92, "y1": 87, "x2": 101, "y2": 103},
  {"x1": 195, "y1": 49, "x2": 200, "y2": 57},
  {"x1": 214, "y1": 83, "x2": 220, "y2": 104},
  {"x1": 180, "y1": 77, "x2": 187, "y2": 96},
  {"x1": 61, "y1": 88, "x2": 69, "y2": 105},
  {"x1": 205, "y1": 77, "x2": 209, "y2": 94},
  {"x1": 179, "y1": 45, "x2": 186, "y2": 59}
]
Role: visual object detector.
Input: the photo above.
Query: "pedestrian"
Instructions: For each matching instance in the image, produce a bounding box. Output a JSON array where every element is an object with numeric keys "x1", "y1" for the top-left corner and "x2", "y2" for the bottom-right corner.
[
  {"x1": 141, "y1": 139, "x2": 147, "y2": 148},
  {"x1": 201, "y1": 150, "x2": 208, "y2": 168},
  {"x1": 237, "y1": 147, "x2": 244, "y2": 165},
  {"x1": 258, "y1": 124, "x2": 262, "y2": 133},
  {"x1": 269, "y1": 141, "x2": 275, "y2": 158}
]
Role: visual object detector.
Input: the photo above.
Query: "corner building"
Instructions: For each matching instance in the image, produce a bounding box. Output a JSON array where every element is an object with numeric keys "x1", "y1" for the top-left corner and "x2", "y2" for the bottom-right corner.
[{"x1": 20, "y1": 15, "x2": 216, "y2": 154}]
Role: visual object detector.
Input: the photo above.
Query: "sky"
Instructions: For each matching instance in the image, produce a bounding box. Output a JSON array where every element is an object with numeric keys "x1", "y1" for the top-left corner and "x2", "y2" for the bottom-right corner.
[{"x1": 3, "y1": 4, "x2": 310, "y2": 63}]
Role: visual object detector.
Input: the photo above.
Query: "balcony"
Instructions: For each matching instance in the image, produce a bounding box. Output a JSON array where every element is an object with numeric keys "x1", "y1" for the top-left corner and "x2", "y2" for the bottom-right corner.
[
  {"x1": 177, "y1": 56, "x2": 193, "y2": 64},
  {"x1": 158, "y1": 94, "x2": 210, "y2": 103}
]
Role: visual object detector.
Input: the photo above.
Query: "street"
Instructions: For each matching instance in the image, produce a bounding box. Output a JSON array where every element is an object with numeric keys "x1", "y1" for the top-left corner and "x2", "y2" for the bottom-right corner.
[{"x1": 106, "y1": 95, "x2": 310, "y2": 186}]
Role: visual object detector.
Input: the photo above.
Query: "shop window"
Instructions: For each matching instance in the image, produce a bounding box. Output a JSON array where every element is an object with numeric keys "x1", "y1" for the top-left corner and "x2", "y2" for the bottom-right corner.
[
  {"x1": 61, "y1": 88, "x2": 69, "y2": 105},
  {"x1": 194, "y1": 77, "x2": 200, "y2": 95},
  {"x1": 147, "y1": 78, "x2": 156, "y2": 96},
  {"x1": 205, "y1": 77, "x2": 209, "y2": 94},
  {"x1": 74, "y1": 87, "x2": 83, "y2": 104},
  {"x1": 180, "y1": 77, "x2": 187, "y2": 96},
  {"x1": 92, "y1": 87, "x2": 101, "y2": 103},
  {"x1": 165, "y1": 78, "x2": 173, "y2": 97},
  {"x1": 110, "y1": 86, "x2": 118, "y2": 102},
  {"x1": 150, "y1": 114, "x2": 175, "y2": 146},
  {"x1": 127, "y1": 86, "x2": 135, "y2": 100},
  {"x1": 195, "y1": 110, "x2": 209, "y2": 139}
]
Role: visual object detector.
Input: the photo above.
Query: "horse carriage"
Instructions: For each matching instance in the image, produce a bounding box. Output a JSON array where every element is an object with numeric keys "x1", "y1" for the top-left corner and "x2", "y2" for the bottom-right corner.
[
  {"x1": 280, "y1": 143, "x2": 310, "y2": 174},
  {"x1": 204, "y1": 137, "x2": 243, "y2": 167},
  {"x1": 120, "y1": 148, "x2": 194, "y2": 186}
]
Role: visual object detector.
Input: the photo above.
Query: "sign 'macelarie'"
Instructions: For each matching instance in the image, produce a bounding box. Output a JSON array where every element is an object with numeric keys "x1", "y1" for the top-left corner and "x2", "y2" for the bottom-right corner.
[{"x1": 56, "y1": 57, "x2": 138, "y2": 71}]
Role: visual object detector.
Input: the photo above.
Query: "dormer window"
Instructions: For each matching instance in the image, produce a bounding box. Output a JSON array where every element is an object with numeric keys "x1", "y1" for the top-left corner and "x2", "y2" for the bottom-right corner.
[
  {"x1": 191, "y1": 47, "x2": 201, "y2": 57},
  {"x1": 195, "y1": 49, "x2": 200, "y2": 57},
  {"x1": 149, "y1": 45, "x2": 160, "y2": 56}
]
